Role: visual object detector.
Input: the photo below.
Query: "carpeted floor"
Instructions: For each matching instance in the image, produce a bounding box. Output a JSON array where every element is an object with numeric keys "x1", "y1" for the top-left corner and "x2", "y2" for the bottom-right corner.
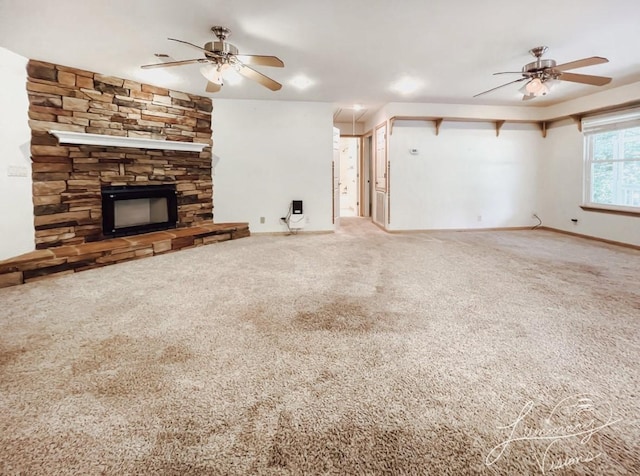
[{"x1": 0, "y1": 218, "x2": 638, "y2": 475}]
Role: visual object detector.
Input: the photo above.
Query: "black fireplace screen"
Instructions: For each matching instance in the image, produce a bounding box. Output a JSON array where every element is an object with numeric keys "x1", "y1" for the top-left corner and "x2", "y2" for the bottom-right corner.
[{"x1": 101, "y1": 184, "x2": 178, "y2": 237}]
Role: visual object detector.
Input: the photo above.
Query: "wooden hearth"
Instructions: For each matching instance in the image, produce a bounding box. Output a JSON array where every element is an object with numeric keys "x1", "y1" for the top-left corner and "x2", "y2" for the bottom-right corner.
[{"x1": 0, "y1": 223, "x2": 250, "y2": 288}]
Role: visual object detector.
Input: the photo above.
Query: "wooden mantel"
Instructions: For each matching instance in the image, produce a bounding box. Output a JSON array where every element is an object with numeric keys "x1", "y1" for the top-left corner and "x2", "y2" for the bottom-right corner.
[{"x1": 50, "y1": 130, "x2": 208, "y2": 152}]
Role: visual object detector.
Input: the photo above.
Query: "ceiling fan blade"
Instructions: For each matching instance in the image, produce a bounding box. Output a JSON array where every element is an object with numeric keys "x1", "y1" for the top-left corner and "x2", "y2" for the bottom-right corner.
[
  {"x1": 168, "y1": 37, "x2": 218, "y2": 57},
  {"x1": 141, "y1": 58, "x2": 208, "y2": 69},
  {"x1": 236, "y1": 63, "x2": 282, "y2": 91},
  {"x1": 493, "y1": 71, "x2": 530, "y2": 75},
  {"x1": 205, "y1": 81, "x2": 222, "y2": 93},
  {"x1": 522, "y1": 94, "x2": 536, "y2": 101},
  {"x1": 473, "y1": 77, "x2": 528, "y2": 98},
  {"x1": 554, "y1": 56, "x2": 608, "y2": 72},
  {"x1": 558, "y1": 72, "x2": 612, "y2": 86},
  {"x1": 235, "y1": 55, "x2": 284, "y2": 68}
]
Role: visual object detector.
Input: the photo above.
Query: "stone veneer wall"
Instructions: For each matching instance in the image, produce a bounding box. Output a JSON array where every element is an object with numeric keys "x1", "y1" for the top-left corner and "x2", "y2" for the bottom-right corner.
[{"x1": 27, "y1": 59, "x2": 213, "y2": 250}]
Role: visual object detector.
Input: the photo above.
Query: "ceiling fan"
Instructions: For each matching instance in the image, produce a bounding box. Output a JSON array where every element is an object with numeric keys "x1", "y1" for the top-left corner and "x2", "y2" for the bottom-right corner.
[
  {"x1": 141, "y1": 26, "x2": 284, "y2": 93},
  {"x1": 474, "y1": 46, "x2": 612, "y2": 101}
]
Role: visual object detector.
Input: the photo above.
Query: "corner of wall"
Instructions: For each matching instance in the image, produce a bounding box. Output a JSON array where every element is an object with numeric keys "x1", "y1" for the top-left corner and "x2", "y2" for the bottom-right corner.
[{"x1": 0, "y1": 47, "x2": 34, "y2": 260}]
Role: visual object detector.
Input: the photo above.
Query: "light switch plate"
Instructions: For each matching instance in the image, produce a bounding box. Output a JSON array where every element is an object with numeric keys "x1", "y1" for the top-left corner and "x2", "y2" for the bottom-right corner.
[{"x1": 7, "y1": 165, "x2": 29, "y2": 177}]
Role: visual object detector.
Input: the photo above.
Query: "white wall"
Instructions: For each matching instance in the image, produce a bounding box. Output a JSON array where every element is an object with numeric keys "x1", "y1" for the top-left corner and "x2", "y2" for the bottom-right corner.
[
  {"x1": 539, "y1": 121, "x2": 640, "y2": 247},
  {"x1": 212, "y1": 99, "x2": 334, "y2": 233},
  {"x1": 361, "y1": 90, "x2": 640, "y2": 245},
  {"x1": 0, "y1": 47, "x2": 33, "y2": 260},
  {"x1": 388, "y1": 121, "x2": 542, "y2": 230}
]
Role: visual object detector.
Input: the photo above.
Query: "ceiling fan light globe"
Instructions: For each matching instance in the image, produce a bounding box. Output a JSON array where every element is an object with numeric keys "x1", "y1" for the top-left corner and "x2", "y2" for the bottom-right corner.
[
  {"x1": 200, "y1": 64, "x2": 224, "y2": 85},
  {"x1": 525, "y1": 77, "x2": 543, "y2": 94},
  {"x1": 538, "y1": 82, "x2": 550, "y2": 96},
  {"x1": 223, "y1": 68, "x2": 243, "y2": 86}
]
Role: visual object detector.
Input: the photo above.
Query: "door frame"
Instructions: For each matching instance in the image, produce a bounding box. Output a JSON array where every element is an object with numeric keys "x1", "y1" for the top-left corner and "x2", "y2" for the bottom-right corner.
[
  {"x1": 361, "y1": 132, "x2": 373, "y2": 217},
  {"x1": 372, "y1": 121, "x2": 388, "y2": 227},
  {"x1": 338, "y1": 135, "x2": 361, "y2": 217}
]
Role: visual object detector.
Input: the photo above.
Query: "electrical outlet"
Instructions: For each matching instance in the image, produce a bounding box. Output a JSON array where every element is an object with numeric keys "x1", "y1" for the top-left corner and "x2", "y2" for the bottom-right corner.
[
  {"x1": 477, "y1": 215, "x2": 482, "y2": 222},
  {"x1": 259, "y1": 216, "x2": 265, "y2": 224}
]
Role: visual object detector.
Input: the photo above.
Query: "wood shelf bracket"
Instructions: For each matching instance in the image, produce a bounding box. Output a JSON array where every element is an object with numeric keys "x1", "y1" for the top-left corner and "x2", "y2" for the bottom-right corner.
[
  {"x1": 570, "y1": 115, "x2": 583, "y2": 132},
  {"x1": 495, "y1": 120, "x2": 505, "y2": 137},
  {"x1": 539, "y1": 121, "x2": 547, "y2": 138},
  {"x1": 434, "y1": 118, "x2": 444, "y2": 136}
]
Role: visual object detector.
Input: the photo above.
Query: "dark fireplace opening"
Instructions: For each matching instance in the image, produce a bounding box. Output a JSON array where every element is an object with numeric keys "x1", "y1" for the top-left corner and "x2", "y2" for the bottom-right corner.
[{"x1": 101, "y1": 184, "x2": 178, "y2": 237}]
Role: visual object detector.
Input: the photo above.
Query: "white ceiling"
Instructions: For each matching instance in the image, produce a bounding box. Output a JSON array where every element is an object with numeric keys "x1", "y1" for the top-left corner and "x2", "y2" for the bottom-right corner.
[{"x1": 2, "y1": 0, "x2": 640, "y2": 124}]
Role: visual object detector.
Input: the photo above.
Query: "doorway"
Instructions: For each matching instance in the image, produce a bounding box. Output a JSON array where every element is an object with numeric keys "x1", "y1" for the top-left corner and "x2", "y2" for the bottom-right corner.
[{"x1": 339, "y1": 137, "x2": 359, "y2": 217}]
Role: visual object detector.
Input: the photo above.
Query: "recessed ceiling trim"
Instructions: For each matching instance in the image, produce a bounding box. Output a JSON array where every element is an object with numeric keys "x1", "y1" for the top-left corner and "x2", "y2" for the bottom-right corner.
[
  {"x1": 50, "y1": 130, "x2": 208, "y2": 152},
  {"x1": 355, "y1": 109, "x2": 367, "y2": 122}
]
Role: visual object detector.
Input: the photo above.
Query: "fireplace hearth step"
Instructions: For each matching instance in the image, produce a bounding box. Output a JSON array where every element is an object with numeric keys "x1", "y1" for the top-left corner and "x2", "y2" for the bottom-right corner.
[{"x1": 0, "y1": 222, "x2": 249, "y2": 288}]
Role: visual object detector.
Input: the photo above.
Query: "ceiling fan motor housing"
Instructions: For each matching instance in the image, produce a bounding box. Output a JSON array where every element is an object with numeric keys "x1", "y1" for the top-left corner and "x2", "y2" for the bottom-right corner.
[
  {"x1": 205, "y1": 41, "x2": 238, "y2": 57},
  {"x1": 522, "y1": 58, "x2": 559, "y2": 81},
  {"x1": 522, "y1": 58, "x2": 556, "y2": 74}
]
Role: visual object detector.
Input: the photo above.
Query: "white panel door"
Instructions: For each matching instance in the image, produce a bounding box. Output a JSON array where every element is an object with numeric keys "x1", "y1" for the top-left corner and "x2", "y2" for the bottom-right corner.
[
  {"x1": 373, "y1": 123, "x2": 387, "y2": 226},
  {"x1": 375, "y1": 123, "x2": 387, "y2": 191}
]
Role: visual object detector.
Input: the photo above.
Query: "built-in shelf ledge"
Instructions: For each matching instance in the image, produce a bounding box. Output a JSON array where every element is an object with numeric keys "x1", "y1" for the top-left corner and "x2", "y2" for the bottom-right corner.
[
  {"x1": 389, "y1": 116, "x2": 547, "y2": 137},
  {"x1": 50, "y1": 130, "x2": 208, "y2": 152},
  {"x1": 387, "y1": 99, "x2": 640, "y2": 139}
]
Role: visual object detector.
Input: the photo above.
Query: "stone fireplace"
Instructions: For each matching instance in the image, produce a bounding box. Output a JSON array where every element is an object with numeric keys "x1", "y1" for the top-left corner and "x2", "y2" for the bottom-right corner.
[
  {"x1": 26, "y1": 59, "x2": 214, "y2": 249},
  {"x1": 0, "y1": 59, "x2": 250, "y2": 289}
]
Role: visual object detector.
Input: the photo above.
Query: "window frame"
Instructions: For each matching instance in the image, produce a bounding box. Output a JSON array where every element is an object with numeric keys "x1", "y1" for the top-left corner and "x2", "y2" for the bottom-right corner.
[{"x1": 582, "y1": 109, "x2": 640, "y2": 216}]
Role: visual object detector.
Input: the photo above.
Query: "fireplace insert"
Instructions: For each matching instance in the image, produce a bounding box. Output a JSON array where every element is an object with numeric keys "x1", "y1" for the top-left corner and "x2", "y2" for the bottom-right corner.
[{"x1": 101, "y1": 184, "x2": 178, "y2": 237}]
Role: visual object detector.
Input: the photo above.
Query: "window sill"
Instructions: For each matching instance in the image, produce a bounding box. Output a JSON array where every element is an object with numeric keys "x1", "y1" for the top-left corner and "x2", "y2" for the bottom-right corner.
[{"x1": 580, "y1": 205, "x2": 640, "y2": 217}]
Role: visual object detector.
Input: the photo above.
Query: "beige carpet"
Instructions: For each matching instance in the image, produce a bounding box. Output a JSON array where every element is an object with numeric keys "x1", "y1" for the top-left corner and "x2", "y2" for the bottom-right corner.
[{"x1": 0, "y1": 218, "x2": 638, "y2": 475}]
